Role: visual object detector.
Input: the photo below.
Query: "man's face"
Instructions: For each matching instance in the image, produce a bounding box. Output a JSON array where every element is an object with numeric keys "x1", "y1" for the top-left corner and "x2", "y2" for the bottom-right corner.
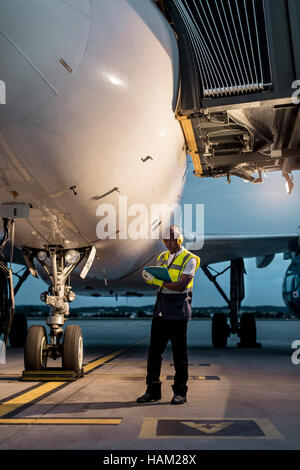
[{"x1": 163, "y1": 237, "x2": 180, "y2": 254}]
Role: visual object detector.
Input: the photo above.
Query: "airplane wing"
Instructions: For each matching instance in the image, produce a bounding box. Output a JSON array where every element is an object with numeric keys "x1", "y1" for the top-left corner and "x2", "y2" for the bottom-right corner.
[
  {"x1": 71, "y1": 233, "x2": 299, "y2": 297},
  {"x1": 189, "y1": 234, "x2": 300, "y2": 266}
]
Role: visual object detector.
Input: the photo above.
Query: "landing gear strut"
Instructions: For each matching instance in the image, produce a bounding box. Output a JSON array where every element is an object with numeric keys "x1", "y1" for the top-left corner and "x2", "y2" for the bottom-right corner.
[
  {"x1": 212, "y1": 313, "x2": 229, "y2": 348},
  {"x1": 0, "y1": 218, "x2": 28, "y2": 349},
  {"x1": 23, "y1": 245, "x2": 95, "y2": 373},
  {"x1": 202, "y1": 260, "x2": 261, "y2": 348}
]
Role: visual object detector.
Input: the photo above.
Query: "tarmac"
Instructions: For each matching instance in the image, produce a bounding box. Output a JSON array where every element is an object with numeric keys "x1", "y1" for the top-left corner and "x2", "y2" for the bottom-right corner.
[{"x1": 0, "y1": 318, "x2": 299, "y2": 450}]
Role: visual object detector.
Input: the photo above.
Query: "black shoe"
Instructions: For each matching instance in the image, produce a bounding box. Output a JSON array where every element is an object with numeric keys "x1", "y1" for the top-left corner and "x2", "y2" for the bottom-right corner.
[
  {"x1": 136, "y1": 392, "x2": 161, "y2": 403},
  {"x1": 170, "y1": 394, "x2": 187, "y2": 405}
]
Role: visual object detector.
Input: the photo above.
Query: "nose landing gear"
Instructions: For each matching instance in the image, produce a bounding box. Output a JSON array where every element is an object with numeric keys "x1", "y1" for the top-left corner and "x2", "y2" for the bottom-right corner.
[{"x1": 22, "y1": 245, "x2": 96, "y2": 375}]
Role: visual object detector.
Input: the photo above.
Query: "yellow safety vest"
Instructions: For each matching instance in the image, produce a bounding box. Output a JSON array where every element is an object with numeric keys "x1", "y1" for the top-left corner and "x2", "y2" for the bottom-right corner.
[{"x1": 156, "y1": 248, "x2": 200, "y2": 292}]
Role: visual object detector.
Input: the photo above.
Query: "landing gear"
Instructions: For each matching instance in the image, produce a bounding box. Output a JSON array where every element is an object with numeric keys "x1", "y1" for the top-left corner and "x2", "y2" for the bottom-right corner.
[
  {"x1": 0, "y1": 212, "x2": 95, "y2": 373},
  {"x1": 238, "y1": 313, "x2": 259, "y2": 348},
  {"x1": 9, "y1": 313, "x2": 28, "y2": 348},
  {"x1": 22, "y1": 245, "x2": 95, "y2": 373},
  {"x1": 63, "y1": 324, "x2": 83, "y2": 374},
  {"x1": 202, "y1": 260, "x2": 261, "y2": 348},
  {"x1": 0, "y1": 218, "x2": 20, "y2": 347},
  {"x1": 7, "y1": 267, "x2": 31, "y2": 347},
  {"x1": 25, "y1": 325, "x2": 48, "y2": 370},
  {"x1": 212, "y1": 313, "x2": 229, "y2": 348},
  {"x1": 0, "y1": 257, "x2": 10, "y2": 344}
]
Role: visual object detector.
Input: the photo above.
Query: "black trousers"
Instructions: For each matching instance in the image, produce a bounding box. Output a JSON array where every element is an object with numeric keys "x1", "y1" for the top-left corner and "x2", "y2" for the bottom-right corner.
[{"x1": 146, "y1": 317, "x2": 188, "y2": 396}]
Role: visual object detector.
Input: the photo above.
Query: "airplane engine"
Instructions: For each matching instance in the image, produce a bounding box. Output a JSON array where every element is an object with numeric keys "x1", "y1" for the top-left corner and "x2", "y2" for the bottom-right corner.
[{"x1": 282, "y1": 255, "x2": 300, "y2": 318}]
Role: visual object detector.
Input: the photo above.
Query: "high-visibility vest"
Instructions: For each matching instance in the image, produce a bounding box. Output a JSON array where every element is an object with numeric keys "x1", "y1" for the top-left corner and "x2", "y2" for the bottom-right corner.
[{"x1": 156, "y1": 248, "x2": 200, "y2": 293}]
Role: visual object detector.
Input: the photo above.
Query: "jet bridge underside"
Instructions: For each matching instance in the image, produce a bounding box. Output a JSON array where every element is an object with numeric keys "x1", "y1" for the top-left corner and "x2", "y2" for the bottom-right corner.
[{"x1": 158, "y1": 0, "x2": 300, "y2": 188}]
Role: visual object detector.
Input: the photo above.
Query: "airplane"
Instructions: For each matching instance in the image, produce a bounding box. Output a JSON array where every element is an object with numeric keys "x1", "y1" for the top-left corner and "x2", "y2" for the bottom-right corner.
[{"x1": 0, "y1": 0, "x2": 299, "y2": 373}]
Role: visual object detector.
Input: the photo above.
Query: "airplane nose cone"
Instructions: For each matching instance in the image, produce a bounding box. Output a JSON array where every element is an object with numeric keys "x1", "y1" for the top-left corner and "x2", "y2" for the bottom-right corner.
[{"x1": 0, "y1": 0, "x2": 91, "y2": 128}]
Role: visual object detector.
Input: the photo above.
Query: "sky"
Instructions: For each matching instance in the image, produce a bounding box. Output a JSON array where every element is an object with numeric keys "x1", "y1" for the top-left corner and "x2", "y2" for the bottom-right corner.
[{"x1": 14, "y1": 158, "x2": 300, "y2": 309}]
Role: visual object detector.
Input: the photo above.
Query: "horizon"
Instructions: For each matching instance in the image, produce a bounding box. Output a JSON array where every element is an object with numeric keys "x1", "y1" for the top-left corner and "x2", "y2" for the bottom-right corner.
[{"x1": 16, "y1": 303, "x2": 288, "y2": 310}]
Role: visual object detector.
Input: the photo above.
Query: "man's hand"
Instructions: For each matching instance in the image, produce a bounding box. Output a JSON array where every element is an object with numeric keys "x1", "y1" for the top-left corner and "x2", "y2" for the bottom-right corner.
[
  {"x1": 142, "y1": 270, "x2": 163, "y2": 288},
  {"x1": 162, "y1": 274, "x2": 193, "y2": 292}
]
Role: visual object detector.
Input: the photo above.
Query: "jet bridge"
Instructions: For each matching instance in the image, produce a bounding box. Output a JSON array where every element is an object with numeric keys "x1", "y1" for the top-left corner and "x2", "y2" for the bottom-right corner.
[{"x1": 156, "y1": 0, "x2": 300, "y2": 191}]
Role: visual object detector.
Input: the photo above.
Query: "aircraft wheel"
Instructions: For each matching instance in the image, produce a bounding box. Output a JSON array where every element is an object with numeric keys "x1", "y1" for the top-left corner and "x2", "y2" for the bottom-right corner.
[
  {"x1": 24, "y1": 325, "x2": 48, "y2": 370},
  {"x1": 212, "y1": 313, "x2": 228, "y2": 348},
  {"x1": 9, "y1": 314, "x2": 28, "y2": 348},
  {"x1": 62, "y1": 325, "x2": 83, "y2": 373},
  {"x1": 239, "y1": 313, "x2": 257, "y2": 346}
]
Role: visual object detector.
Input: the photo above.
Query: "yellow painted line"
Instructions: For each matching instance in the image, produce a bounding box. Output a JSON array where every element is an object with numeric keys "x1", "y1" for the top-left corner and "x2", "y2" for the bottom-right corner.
[
  {"x1": 92, "y1": 374, "x2": 168, "y2": 381},
  {"x1": 21, "y1": 378, "x2": 74, "y2": 382},
  {"x1": 83, "y1": 337, "x2": 148, "y2": 373},
  {"x1": 0, "y1": 382, "x2": 62, "y2": 418},
  {"x1": 166, "y1": 376, "x2": 220, "y2": 381},
  {"x1": 101, "y1": 362, "x2": 147, "y2": 365},
  {"x1": 0, "y1": 418, "x2": 121, "y2": 425},
  {"x1": 0, "y1": 375, "x2": 19, "y2": 377},
  {"x1": 139, "y1": 418, "x2": 284, "y2": 440},
  {"x1": 92, "y1": 374, "x2": 145, "y2": 378},
  {"x1": 0, "y1": 336, "x2": 148, "y2": 419},
  {"x1": 22, "y1": 370, "x2": 73, "y2": 375},
  {"x1": 91, "y1": 374, "x2": 152, "y2": 379}
]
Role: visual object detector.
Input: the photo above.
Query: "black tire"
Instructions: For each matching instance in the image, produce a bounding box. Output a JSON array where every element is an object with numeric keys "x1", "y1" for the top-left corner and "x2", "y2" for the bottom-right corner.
[
  {"x1": 24, "y1": 325, "x2": 48, "y2": 370},
  {"x1": 9, "y1": 314, "x2": 28, "y2": 348},
  {"x1": 239, "y1": 313, "x2": 257, "y2": 346},
  {"x1": 62, "y1": 325, "x2": 83, "y2": 373},
  {"x1": 212, "y1": 313, "x2": 228, "y2": 348}
]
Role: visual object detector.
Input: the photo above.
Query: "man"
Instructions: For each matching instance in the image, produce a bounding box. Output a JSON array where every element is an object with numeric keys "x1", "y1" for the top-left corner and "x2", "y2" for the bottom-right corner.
[{"x1": 136, "y1": 225, "x2": 200, "y2": 405}]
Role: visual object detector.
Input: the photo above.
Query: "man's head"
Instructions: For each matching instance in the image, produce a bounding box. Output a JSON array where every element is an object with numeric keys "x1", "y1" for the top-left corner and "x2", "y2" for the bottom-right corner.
[{"x1": 162, "y1": 225, "x2": 183, "y2": 254}]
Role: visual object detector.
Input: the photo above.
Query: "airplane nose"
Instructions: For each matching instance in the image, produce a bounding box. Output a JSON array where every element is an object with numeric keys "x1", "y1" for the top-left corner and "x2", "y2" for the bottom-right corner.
[{"x1": 0, "y1": 0, "x2": 91, "y2": 128}]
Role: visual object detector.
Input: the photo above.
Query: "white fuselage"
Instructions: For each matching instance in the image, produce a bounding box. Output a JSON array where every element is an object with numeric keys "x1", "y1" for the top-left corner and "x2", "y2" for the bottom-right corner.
[{"x1": 0, "y1": 0, "x2": 187, "y2": 294}]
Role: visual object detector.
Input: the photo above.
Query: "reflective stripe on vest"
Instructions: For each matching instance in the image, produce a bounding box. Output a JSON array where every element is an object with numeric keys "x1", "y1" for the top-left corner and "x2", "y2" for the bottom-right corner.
[{"x1": 156, "y1": 249, "x2": 200, "y2": 292}]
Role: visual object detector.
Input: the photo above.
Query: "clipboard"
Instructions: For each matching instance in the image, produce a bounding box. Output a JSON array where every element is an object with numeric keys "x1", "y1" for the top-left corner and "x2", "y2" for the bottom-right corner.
[{"x1": 144, "y1": 266, "x2": 172, "y2": 282}]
